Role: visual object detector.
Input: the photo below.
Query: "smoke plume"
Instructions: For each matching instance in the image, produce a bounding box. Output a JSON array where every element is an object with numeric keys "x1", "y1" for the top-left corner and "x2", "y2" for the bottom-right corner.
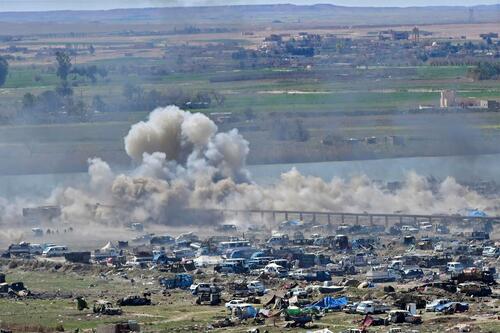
[{"x1": 1, "y1": 105, "x2": 499, "y2": 229}]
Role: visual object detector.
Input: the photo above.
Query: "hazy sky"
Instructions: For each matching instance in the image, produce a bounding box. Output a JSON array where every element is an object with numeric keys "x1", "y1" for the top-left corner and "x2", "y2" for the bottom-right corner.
[{"x1": 0, "y1": 1, "x2": 498, "y2": 12}]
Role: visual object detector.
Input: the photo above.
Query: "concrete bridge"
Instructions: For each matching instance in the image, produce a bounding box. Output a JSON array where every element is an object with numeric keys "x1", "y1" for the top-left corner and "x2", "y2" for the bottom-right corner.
[{"x1": 200, "y1": 208, "x2": 499, "y2": 228}]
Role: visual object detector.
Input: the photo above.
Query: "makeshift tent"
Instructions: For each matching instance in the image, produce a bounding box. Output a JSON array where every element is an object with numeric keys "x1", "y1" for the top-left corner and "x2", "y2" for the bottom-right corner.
[{"x1": 306, "y1": 296, "x2": 348, "y2": 310}]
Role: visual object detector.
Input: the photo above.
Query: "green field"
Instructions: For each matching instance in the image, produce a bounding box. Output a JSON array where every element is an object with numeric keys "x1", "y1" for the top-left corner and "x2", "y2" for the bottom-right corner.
[{"x1": 2, "y1": 64, "x2": 499, "y2": 115}]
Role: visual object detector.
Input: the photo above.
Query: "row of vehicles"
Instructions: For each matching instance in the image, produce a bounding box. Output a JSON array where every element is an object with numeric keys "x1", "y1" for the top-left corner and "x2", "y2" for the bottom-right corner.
[
  {"x1": 190, "y1": 280, "x2": 266, "y2": 297},
  {"x1": 3, "y1": 242, "x2": 69, "y2": 258}
]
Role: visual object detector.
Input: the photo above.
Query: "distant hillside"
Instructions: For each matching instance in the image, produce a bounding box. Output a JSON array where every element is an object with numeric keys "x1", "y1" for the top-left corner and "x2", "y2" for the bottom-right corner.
[{"x1": 0, "y1": 4, "x2": 498, "y2": 28}]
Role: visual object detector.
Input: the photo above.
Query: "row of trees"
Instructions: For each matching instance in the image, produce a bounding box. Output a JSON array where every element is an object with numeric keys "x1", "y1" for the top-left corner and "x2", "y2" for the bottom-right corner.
[
  {"x1": 467, "y1": 62, "x2": 500, "y2": 81},
  {"x1": 54, "y1": 51, "x2": 107, "y2": 97},
  {"x1": 121, "y1": 82, "x2": 225, "y2": 112},
  {"x1": 18, "y1": 51, "x2": 112, "y2": 121},
  {"x1": 0, "y1": 56, "x2": 9, "y2": 87}
]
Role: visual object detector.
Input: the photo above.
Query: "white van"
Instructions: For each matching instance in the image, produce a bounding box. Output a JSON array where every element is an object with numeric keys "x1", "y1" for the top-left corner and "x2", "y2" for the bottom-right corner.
[
  {"x1": 356, "y1": 300, "x2": 391, "y2": 314},
  {"x1": 446, "y1": 262, "x2": 464, "y2": 274},
  {"x1": 42, "y1": 245, "x2": 68, "y2": 257},
  {"x1": 263, "y1": 263, "x2": 287, "y2": 277}
]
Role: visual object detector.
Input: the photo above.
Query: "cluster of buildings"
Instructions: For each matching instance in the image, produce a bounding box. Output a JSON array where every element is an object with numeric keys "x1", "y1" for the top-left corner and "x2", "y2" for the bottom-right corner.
[{"x1": 440, "y1": 90, "x2": 500, "y2": 111}]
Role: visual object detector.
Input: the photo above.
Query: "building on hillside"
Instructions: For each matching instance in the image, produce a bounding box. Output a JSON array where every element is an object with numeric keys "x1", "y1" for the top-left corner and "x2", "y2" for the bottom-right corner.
[
  {"x1": 480, "y1": 100, "x2": 500, "y2": 111},
  {"x1": 440, "y1": 90, "x2": 457, "y2": 108}
]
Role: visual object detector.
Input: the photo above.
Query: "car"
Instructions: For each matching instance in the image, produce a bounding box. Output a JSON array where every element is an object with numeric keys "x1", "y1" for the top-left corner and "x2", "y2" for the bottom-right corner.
[
  {"x1": 447, "y1": 262, "x2": 465, "y2": 274},
  {"x1": 189, "y1": 283, "x2": 211, "y2": 295},
  {"x1": 387, "y1": 310, "x2": 422, "y2": 324},
  {"x1": 225, "y1": 299, "x2": 246, "y2": 310},
  {"x1": 401, "y1": 268, "x2": 424, "y2": 280},
  {"x1": 420, "y1": 223, "x2": 433, "y2": 231},
  {"x1": 434, "y1": 301, "x2": 469, "y2": 313},
  {"x1": 482, "y1": 246, "x2": 499, "y2": 257},
  {"x1": 247, "y1": 280, "x2": 265, "y2": 296},
  {"x1": 290, "y1": 287, "x2": 308, "y2": 298},
  {"x1": 401, "y1": 225, "x2": 419, "y2": 232},
  {"x1": 426, "y1": 298, "x2": 452, "y2": 312},
  {"x1": 343, "y1": 302, "x2": 359, "y2": 314}
]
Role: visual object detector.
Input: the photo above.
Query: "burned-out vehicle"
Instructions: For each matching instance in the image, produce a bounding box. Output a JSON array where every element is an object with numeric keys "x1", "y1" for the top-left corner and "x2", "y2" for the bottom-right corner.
[
  {"x1": 117, "y1": 293, "x2": 152, "y2": 306},
  {"x1": 93, "y1": 300, "x2": 122, "y2": 315}
]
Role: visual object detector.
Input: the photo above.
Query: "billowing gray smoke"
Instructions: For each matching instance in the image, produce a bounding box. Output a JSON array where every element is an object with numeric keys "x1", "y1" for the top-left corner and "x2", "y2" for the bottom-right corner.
[
  {"x1": 2, "y1": 105, "x2": 500, "y2": 230},
  {"x1": 125, "y1": 106, "x2": 250, "y2": 183}
]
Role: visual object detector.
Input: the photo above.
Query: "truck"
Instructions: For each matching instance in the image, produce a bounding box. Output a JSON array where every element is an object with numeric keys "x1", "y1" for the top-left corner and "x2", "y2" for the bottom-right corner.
[
  {"x1": 196, "y1": 286, "x2": 222, "y2": 305},
  {"x1": 159, "y1": 274, "x2": 193, "y2": 290}
]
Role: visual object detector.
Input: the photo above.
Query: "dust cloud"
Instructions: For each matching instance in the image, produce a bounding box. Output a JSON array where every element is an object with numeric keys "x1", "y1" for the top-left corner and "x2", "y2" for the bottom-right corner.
[{"x1": 1, "y1": 106, "x2": 499, "y2": 230}]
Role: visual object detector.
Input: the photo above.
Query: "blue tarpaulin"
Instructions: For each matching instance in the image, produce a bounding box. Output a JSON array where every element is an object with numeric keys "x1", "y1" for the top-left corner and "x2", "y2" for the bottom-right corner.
[
  {"x1": 306, "y1": 296, "x2": 348, "y2": 310},
  {"x1": 467, "y1": 209, "x2": 487, "y2": 217}
]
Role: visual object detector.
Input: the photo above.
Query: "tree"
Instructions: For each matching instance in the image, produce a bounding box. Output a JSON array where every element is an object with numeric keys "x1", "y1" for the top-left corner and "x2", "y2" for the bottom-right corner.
[
  {"x1": 68, "y1": 99, "x2": 89, "y2": 120},
  {"x1": 122, "y1": 82, "x2": 143, "y2": 102},
  {"x1": 38, "y1": 90, "x2": 62, "y2": 112},
  {"x1": 56, "y1": 80, "x2": 73, "y2": 96},
  {"x1": 92, "y1": 95, "x2": 107, "y2": 112},
  {"x1": 55, "y1": 51, "x2": 72, "y2": 81},
  {"x1": 22, "y1": 93, "x2": 36, "y2": 109},
  {"x1": 244, "y1": 107, "x2": 256, "y2": 120},
  {"x1": 0, "y1": 55, "x2": 8, "y2": 87},
  {"x1": 210, "y1": 90, "x2": 226, "y2": 106}
]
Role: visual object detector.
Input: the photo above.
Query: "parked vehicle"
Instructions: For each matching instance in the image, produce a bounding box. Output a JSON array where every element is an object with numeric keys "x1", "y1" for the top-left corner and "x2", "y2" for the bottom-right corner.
[
  {"x1": 401, "y1": 225, "x2": 419, "y2": 232},
  {"x1": 247, "y1": 280, "x2": 265, "y2": 296},
  {"x1": 42, "y1": 245, "x2": 68, "y2": 257},
  {"x1": 29, "y1": 244, "x2": 43, "y2": 255},
  {"x1": 457, "y1": 282, "x2": 492, "y2": 297},
  {"x1": 434, "y1": 301, "x2": 469, "y2": 313},
  {"x1": 189, "y1": 283, "x2": 212, "y2": 295},
  {"x1": 31, "y1": 228, "x2": 43, "y2": 237},
  {"x1": 356, "y1": 301, "x2": 391, "y2": 314},
  {"x1": 446, "y1": 262, "x2": 465, "y2": 274},
  {"x1": 196, "y1": 286, "x2": 222, "y2": 306},
  {"x1": 401, "y1": 268, "x2": 424, "y2": 280},
  {"x1": 7, "y1": 242, "x2": 32, "y2": 257},
  {"x1": 482, "y1": 246, "x2": 499, "y2": 257},
  {"x1": 214, "y1": 259, "x2": 249, "y2": 274},
  {"x1": 366, "y1": 266, "x2": 397, "y2": 282},
  {"x1": 290, "y1": 287, "x2": 308, "y2": 298},
  {"x1": 425, "y1": 298, "x2": 452, "y2": 312},
  {"x1": 386, "y1": 310, "x2": 422, "y2": 324},
  {"x1": 225, "y1": 299, "x2": 246, "y2": 310},
  {"x1": 159, "y1": 274, "x2": 193, "y2": 290}
]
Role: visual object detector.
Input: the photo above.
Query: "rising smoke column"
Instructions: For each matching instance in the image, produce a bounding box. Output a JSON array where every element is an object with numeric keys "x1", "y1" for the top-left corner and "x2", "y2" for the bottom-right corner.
[{"x1": 124, "y1": 106, "x2": 250, "y2": 183}]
